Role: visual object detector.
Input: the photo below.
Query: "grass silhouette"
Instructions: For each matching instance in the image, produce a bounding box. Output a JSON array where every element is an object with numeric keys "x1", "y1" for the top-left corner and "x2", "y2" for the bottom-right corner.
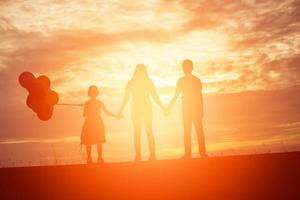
[{"x1": 0, "y1": 151, "x2": 299, "y2": 200}]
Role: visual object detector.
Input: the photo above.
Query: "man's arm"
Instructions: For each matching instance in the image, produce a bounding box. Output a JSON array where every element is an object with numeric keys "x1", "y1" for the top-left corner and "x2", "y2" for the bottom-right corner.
[
  {"x1": 199, "y1": 80, "x2": 204, "y2": 117},
  {"x1": 167, "y1": 80, "x2": 181, "y2": 112}
]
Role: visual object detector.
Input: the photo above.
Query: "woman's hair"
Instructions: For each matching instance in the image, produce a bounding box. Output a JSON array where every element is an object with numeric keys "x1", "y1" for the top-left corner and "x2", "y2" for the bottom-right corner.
[
  {"x1": 131, "y1": 64, "x2": 151, "y2": 82},
  {"x1": 88, "y1": 85, "x2": 99, "y2": 98}
]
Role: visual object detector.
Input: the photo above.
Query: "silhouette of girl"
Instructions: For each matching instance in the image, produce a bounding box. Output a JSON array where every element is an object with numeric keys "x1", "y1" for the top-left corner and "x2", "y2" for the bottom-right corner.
[
  {"x1": 118, "y1": 64, "x2": 165, "y2": 161},
  {"x1": 81, "y1": 85, "x2": 119, "y2": 164}
]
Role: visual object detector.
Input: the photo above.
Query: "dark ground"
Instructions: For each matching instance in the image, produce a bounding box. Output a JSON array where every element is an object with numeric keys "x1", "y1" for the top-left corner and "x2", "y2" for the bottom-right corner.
[{"x1": 0, "y1": 152, "x2": 300, "y2": 200}]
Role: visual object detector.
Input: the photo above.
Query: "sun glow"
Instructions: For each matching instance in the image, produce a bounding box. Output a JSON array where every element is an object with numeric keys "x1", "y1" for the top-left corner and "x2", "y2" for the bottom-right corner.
[{"x1": 50, "y1": 30, "x2": 228, "y2": 102}]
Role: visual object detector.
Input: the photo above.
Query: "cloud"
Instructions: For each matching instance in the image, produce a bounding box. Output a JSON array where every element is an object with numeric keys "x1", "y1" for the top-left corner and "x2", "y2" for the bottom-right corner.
[
  {"x1": 0, "y1": 0, "x2": 300, "y2": 148},
  {"x1": 1, "y1": 28, "x2": 174, "y2": 72},
  {"x1": 229, "y1": 0, "x2": 300, "y2": 50},
  {"x1": 173, "y1": 0, "x2": 252, "y2": 31}
]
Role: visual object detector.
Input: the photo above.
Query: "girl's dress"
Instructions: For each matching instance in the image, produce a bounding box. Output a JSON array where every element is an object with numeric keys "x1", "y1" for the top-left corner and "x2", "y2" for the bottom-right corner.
[{"x1": 81, "y1": 99, "x2": 105, "y2": 144}]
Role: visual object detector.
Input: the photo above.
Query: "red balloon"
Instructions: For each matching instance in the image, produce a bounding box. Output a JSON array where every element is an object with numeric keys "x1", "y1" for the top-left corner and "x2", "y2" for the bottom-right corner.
[
  {"x1": 26, "y1": 94, "x2": 39, "y2": 111},
  {"x1": 20, "y1": 72, "x2": 58, "y2": 121},
  {"x1": 37, "y1": 75, "x2": 50, "y2": 90},
  {"x1": 45, "y1": 90, "x2": 59, "y2": 105},
  {"x1": 27, "y1": 94, "x2": 49, "y2": 114},
  {"x1": 29, "y1": 84, "x2": 48, "y2": 99},
  {"x1": 19, "y1": 72, "x2": 36, "y2": 89},
  {"x1": 37, "y1": 105, "x2": 53, "y2": 121}
]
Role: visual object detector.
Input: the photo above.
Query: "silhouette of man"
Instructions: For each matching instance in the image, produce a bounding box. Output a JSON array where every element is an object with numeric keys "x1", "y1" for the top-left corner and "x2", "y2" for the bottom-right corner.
[{"x1": 167, "y1": 59, "x2": 207, "y2": 159}]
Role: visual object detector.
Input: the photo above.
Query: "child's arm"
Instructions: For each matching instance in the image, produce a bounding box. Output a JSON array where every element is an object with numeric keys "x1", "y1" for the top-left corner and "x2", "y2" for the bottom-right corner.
[{"x1": 102, "y1": 103, "x2": 119, "y2": 119}]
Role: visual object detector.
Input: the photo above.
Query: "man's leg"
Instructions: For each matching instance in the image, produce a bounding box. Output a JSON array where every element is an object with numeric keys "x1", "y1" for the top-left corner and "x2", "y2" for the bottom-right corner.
[
  {"x1": 183, "y1": 113, "x2": 192, "y2": 158},
  {"x1": 194, "y1": 116, "x2": 207, "y2": 157}
]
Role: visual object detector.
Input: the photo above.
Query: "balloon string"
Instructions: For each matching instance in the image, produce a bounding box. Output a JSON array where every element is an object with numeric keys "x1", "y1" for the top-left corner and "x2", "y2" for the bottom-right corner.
[{"x1": 57, "y1": 103, "x2": 83, "y2": 106}]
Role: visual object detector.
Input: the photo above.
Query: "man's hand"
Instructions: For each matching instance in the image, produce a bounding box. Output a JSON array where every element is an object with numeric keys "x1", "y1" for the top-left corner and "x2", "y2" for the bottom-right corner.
[{"x1": 116, "y1": 112, "x2": 123, "y2": 120}]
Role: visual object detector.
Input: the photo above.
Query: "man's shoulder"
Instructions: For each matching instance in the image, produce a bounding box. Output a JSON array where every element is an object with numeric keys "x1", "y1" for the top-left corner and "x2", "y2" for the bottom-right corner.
[
  {"x1": 177, "y1": 77, "x2": 186, "y2": 86},
  {"x1": 191, "y1": 75, "x2": 202, "y2": 84},
  {"x1": 192, "y1": 74, "x2": 201, "y2": 80},
  {"x1": 179, "y1": 75, "x2": 201, "y2": 81}
]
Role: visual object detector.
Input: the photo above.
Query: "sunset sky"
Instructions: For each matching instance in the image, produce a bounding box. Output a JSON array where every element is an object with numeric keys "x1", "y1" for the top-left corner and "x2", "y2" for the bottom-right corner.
[{"x1": 0, "y1": 0, "x2": 300, "y2": 166}]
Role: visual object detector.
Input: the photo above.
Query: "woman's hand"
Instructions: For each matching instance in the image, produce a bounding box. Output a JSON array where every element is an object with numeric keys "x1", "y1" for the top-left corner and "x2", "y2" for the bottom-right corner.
[{"x1": 116, "y1": 111, "x2": 123, "y2": 120}]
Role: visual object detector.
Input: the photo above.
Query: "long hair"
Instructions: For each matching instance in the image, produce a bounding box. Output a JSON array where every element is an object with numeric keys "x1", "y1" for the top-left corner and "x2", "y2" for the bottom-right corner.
[{"x1": 131, "y1": 64, "x2": 151, "y2": 83}]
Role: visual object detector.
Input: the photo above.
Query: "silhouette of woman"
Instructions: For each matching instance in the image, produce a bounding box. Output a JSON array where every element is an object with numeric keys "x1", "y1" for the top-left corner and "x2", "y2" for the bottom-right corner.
[
  {"x1": 118, "y1": 64, "x2": 165, "y2": 161},
  {"x1": 81, "y1": 85, "x2": 119, "y2": 164}
]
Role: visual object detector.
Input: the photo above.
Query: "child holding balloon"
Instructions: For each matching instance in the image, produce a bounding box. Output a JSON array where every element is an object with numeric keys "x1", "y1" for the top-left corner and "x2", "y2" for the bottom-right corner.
[{"x1": 81, "y1": 85, "x2": 120, "y2": 164}]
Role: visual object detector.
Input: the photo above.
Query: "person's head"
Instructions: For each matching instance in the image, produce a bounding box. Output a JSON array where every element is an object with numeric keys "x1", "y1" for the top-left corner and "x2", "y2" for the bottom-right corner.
[
  {"x1": 182, "y1": 59, "x2": 193, "y2": 75},
  {"x1": 132, "y1": 64, "x2": 150, "y2": 81},
  {"x1": 88, "y1": 85, "x2": 99, "y2": 99}
]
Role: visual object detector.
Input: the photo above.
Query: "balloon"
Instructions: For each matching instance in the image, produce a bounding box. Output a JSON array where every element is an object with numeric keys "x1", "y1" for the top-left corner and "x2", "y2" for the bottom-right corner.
[
  {"x1": 45, "y1": 90, "x2": 59, "y2": 106},
  {"x1": 37, "y1": 105, "x2": 53, "y2": 121},
  {"x1": 26, "y1": 94, "x2": 39, "y2": 111},
  {"x1": 37, "y1": 75, "x2": 50, "y2": 90},
  {"x1": 20, "y1": 72, "x2": 59, "y2": 121},
  {"x1": 19, "y1": 72, "x2": 36, "y2": 89}
]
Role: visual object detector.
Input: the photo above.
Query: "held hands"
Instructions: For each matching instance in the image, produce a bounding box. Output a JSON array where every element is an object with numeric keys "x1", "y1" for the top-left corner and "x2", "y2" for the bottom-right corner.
[
  {"x1": 116, "y1": 111, "x2": 123, "y2": 120},
  {"x1": 116, "y1": 113, "x2": 122, "y2": 120}
]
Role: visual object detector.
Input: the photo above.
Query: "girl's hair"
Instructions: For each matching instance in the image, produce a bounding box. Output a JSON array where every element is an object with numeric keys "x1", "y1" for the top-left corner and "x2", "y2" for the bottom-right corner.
[
  {"x1": 131, "y1": 64, "x2": 151, "y2": 82},
  {"x1": 88, "y1": 85, "x2": 99, "y2": 98}
]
